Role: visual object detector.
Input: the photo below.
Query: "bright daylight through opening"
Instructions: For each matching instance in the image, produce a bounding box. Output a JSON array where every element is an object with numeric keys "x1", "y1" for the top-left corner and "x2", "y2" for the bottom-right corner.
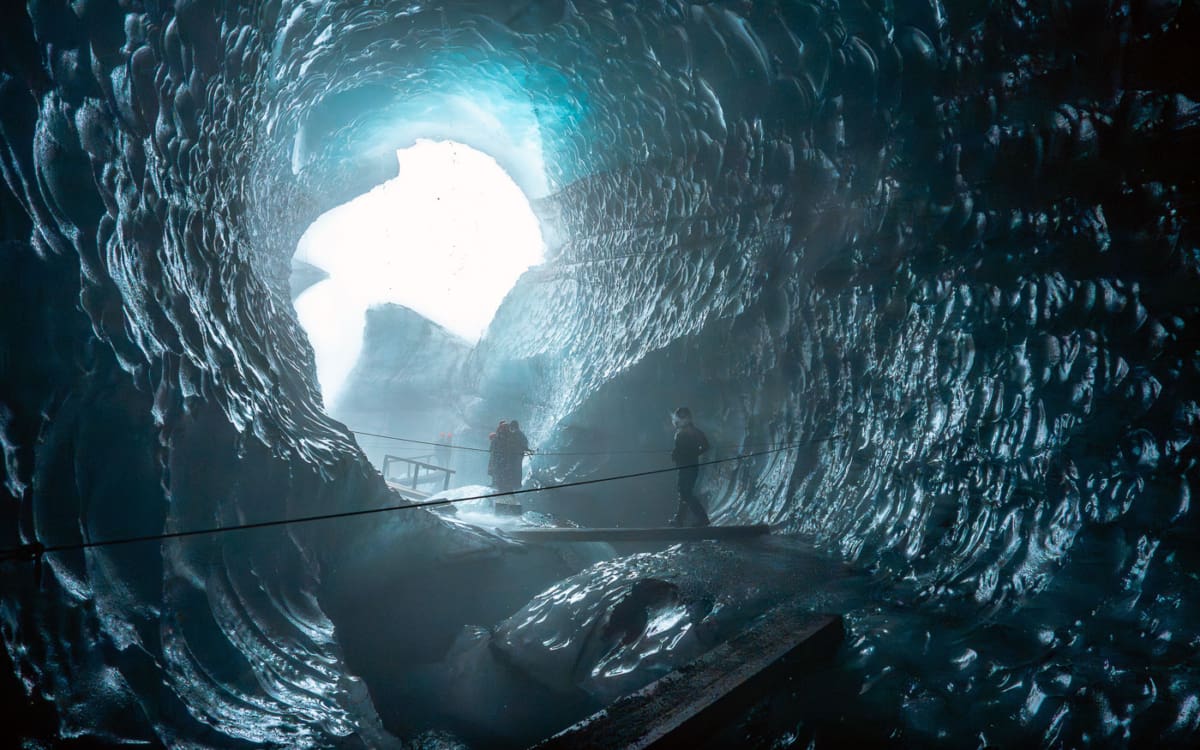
[{"x1": 291, "y1": 139, "x2": 545, "y2": 406}]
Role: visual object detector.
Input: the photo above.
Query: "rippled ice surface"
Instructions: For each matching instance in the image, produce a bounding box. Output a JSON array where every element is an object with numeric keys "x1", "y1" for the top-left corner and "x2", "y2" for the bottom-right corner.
[
  {"x1": 361, "y1": 528, "x2": 868, "y2": 748},
  {"x1": 495, "y1": 536, "x2": 860, "y2": 705},
  {"x1": 367, "y1": 524, "x2": 1188, "y2": 749},
  {"x1": 1, "y1": 0, "x2": 1198, "y2": 747},
  {"x1": 485, "y1": 533, "x2": 1200, "y2": 749}
]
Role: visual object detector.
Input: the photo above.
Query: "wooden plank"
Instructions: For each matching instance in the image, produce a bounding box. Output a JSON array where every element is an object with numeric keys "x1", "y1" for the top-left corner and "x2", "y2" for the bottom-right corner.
[
  {"x1": 503, "y1": 524, "x2": 771, "y2": 543},
  {"x1": 534, "y1": 610, "x2": 844, "y2": 750}
]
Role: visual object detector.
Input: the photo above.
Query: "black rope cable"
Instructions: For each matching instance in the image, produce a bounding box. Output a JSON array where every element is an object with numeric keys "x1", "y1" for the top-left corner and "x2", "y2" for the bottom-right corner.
[
  {"x1": 0, "y1": 440, "x2": 828, "y2": 563},
  {"x1": 350, "y1": 431, "x2": 491, "y2": 453},
  {"x1": 349, "y1": 429, "x2": 842, "y2": 456}
]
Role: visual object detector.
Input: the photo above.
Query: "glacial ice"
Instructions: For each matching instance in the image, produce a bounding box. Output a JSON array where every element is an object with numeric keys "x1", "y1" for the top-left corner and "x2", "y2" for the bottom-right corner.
[{"x1": 0, "y1": 0, "x2": 1198, "y2": 747}]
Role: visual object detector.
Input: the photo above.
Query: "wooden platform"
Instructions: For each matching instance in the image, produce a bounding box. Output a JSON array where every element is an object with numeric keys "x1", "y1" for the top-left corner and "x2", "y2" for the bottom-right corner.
[
  {"x1": 533, "y1": 608, "x2": 844, "y2": 749},
  {"x1": 502, "y1": 524, "x2": 771, "y2": 543}
]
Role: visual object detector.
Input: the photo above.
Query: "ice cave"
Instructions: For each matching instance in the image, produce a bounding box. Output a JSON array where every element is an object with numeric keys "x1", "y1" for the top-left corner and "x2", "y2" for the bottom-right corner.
[{"x1": 1, "y1": 1, "x2": 1198, "y2": 748}]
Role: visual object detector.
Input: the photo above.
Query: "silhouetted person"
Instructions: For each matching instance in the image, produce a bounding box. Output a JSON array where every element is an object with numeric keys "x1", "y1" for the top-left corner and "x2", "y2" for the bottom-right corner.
[
  {"x1": 488, "y1": 420, "x2": 510, "y2": 490},
  {"x1": 501, "y1": 422, "x2": 530, "y2": 492},
  {"x1": 669, "y1": 407, "x2": 710, "y2": 527},
  {"x1": 489, "y1": 420, "x2": 530, "y2": 494}
]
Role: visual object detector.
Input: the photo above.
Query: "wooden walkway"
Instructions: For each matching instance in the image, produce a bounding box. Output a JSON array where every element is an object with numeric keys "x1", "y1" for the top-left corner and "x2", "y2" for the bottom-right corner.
[
  {"x1": 533, "y1": 609, "x2": 844, "y2": 749},
  {"x1": 502, "y1": 524, "x2": 771, "y2": 543}
]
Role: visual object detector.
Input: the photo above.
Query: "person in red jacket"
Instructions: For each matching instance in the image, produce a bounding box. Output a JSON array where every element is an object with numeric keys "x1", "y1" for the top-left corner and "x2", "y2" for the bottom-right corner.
[{"x1": 669, "y1": 407, "x2": 710, "y2": 527}]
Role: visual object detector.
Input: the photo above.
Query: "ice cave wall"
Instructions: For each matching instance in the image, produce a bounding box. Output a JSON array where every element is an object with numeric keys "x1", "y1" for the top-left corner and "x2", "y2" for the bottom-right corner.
[{"x1": 0, "y1": 0, "x2": 1198, "y2": 746}]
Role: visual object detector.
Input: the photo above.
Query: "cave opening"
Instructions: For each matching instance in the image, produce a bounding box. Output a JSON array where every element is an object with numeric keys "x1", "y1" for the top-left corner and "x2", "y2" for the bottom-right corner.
[
  {"x1": 2, "y1": 1, "x2": 1198, "y2": 747},
  {"x1": 289, "y1": 139, "x2": 546, "y2": 412}
]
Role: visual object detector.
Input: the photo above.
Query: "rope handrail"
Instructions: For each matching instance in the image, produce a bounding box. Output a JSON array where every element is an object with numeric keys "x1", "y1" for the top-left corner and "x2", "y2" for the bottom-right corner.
[
  {"x1": 0, "y1": 439, "x2": 835, "y2": 562},
  {"x1": 349, "y1": 429, "x2": 840, "y2": 457}
]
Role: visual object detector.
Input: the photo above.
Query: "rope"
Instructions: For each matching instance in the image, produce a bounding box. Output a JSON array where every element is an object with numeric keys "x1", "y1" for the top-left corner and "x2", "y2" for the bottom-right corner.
[
  {"x1": 350, "y1": 431, "x2": 491, "y2": 453},
  {"x1": 0, "y1": 440, "x2": 828, "y2": 562},
  {"x1": 349, "y1": 429, "x2": 841, "y2": 457}
]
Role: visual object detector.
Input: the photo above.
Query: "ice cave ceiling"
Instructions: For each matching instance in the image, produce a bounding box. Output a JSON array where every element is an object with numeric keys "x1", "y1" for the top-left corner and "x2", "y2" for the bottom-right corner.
[{"x1": 0, "y1": 0, "x2": 1198, "y2": 747}]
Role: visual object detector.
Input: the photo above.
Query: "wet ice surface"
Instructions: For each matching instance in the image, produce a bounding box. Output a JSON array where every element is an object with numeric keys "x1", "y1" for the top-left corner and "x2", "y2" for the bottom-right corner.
[
  {"x1": 316, "y1": 489, "x2": 613, "y2": 744},
  {"x1": 317, "y1": 484, "x2": 863, "y2": 747},
  {"x1": 326, "y1": 510, "x2": 864, "y2": 748},
  {"x1": 493, "y1": 536, "x2": 858, "y2": 706}
]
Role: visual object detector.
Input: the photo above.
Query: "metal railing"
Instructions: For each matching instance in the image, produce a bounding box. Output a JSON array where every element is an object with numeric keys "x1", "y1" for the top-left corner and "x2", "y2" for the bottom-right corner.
[{"x1": 381, "y1": 454, "x2": 456, "y2": 493}]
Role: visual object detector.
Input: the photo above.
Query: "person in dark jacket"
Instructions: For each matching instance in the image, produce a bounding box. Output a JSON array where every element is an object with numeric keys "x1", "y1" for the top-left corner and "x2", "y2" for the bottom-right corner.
[
  {"x1": 488, "y1": 420, "x2": 510, "y2": 489},
  {"x1": 489, "y1": 419, "x2": 530, "y2": 494},
  {"x1": 502, "y1": 420, "x2": 531, "y2": 491},
  {"x1": 669, "y1": 407, "x2": 711, "y2": 526}
]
